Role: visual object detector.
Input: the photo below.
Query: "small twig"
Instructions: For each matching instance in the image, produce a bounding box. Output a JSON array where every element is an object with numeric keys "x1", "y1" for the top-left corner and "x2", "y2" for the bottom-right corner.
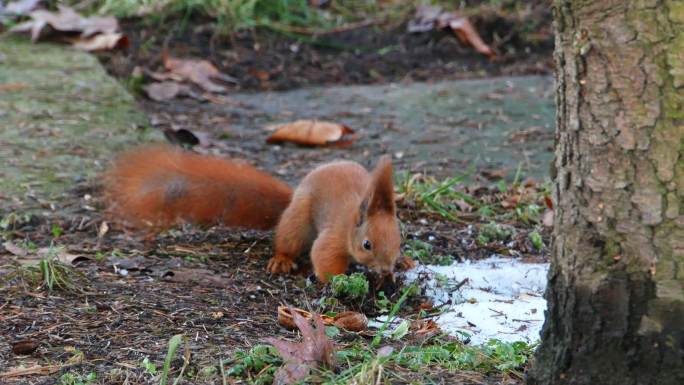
[
  {"x1": 488, "y1": 308, "x2": 505, "y2": 317},
  {"x1": 219, "y1": 358, "x2": 227, "y2": 385},
  {"x1": 243, "y1": 240, "x2": 258, "y2": 254},
  {"x1": 454, "y1": 277, "x2": 469, "y2": 291},
  {"x1": 512, "y1": 318, "x2": 539, "y2": 323}
]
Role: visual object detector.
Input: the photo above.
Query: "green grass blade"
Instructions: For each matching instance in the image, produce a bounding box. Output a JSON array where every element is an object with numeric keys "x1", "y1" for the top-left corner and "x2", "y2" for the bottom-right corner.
[
  {"x1": 371, "y1": 284, "x2": 415, "y2": 347},
  {"x1": 160, "y1": 334, "x2": 184, "y2": 385}
]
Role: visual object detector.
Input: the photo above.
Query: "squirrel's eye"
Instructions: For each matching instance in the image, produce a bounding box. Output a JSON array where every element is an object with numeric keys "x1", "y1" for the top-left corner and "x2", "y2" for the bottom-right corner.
[{"x1": 363, "y1": 239, "x2": 372, "y2": 250}]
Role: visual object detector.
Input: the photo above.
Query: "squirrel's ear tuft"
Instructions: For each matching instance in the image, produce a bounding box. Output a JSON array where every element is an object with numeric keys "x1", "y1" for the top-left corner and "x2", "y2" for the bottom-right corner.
[
  {"x1": 356, "y1": 198, "x2": 368, "y2": 226},
  {"x1": 368, "y1": 155, "x2": 396, "y2": 215}
]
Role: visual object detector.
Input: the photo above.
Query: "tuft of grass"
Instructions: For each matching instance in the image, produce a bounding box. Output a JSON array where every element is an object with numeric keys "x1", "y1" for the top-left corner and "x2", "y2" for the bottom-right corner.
[
  {"x1": 225, "y1": 320, "x2": 536, "y2": 384},
  {"x1": 529, "y1": 231, "x2": 544, "y2": 250},
  {"x1": 330, "y1": 273, "x2": 369, "y2": 301},
  {"x1": 141, "y1": 357, "x2": 157, "y2": 375},
  {"x1": 398, "y1": 171, "x2": 474, "y2": 222},
  {"x1": 285, "y1": 338, "x2": 535, "y2": 383},
  {"x1": 59, "y1": 371, "x2": 96, "y2": 385},
  {"x1": 160, "y1": 334, "x2": 185, "y2": 385},
  {"x1": 477, "y1": 221, "x2": 514, "y2": 245},
  {"x1": 397, "y1": 171, "x2": 551, "y2": 226},
  {"x1": 1, "y1": 248, "x2": 87, "y2": 293},
  {"x1": 51, "y1": 223, "x2": 63, "y2": 238},
  {"x1": 371, "y1": 284, "x2": 415, "y2": 347},
  {"x1": 60, "y1": 0, "x2": 414, "y2": 36},
  {"x1": 0, "y1": 212, "x2": 32, "y2": 231},
  {"x1": 404, "y1": 239, "x2": 454, "y2": 266},
  {"x1": 391, "y1": 338, "x2": 535, "y2": 375},
  {"x1": 224, "y1": 344, "x2": 281, "y2": 385},
  {"x1": 374, "y1": 290, "x2": 391, "y2": 314}
]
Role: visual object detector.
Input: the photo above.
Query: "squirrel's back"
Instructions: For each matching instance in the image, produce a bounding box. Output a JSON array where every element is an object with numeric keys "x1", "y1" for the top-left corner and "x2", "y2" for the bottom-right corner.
[{"x1": 103, "y1": 145, "x2": 293, "y2": 230}]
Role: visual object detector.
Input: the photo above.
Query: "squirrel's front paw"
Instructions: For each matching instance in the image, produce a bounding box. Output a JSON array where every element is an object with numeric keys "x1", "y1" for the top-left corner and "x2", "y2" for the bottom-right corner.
[{"x1": 267, "y1": 255, "x2": 297, "y2": 274}]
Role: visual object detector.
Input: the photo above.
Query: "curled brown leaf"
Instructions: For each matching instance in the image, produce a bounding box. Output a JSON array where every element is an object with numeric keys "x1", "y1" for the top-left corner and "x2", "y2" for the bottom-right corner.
[{"x1": 266, "y1": 120, "x2": 358, "y2": 147}]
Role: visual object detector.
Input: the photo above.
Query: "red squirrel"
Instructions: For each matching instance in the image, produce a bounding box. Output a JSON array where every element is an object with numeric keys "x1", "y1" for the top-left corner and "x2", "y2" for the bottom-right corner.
[
  {"x1": 268, "y1": 157, "x2": 401, "y2": 282},
  {"x1": 104, "y1": 145, "x2": 402, "y2": 282}
]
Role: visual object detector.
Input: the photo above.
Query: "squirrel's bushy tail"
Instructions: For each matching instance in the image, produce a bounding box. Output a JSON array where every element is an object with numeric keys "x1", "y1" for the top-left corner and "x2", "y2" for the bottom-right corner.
[{"x1": 103, "y1": 145, "x2": 293, "y2": 230}]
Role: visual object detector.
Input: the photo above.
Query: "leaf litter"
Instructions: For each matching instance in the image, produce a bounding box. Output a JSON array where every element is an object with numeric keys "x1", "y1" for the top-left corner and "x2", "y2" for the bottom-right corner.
[
  {"x1": 277, "y1": 306, "x2": 368, "y2": 332},
  {"x1": 7, "y1": 4, "x2": 128, "y2": 51},
  {"x1": 408, "y1": 5, "x2": 495, "y2": 58},
  {"x1": 142, "y1": 54, "x2": 238, "y2": 101},
  {"x1": 266, "y1": 308, "x2": 336, "y2": 385}
]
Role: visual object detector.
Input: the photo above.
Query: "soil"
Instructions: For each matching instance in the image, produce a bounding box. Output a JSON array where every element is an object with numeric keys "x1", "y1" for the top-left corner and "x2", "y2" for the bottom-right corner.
[{"x1": 99, "y1": 3, "x2": 553, "y2": 91}]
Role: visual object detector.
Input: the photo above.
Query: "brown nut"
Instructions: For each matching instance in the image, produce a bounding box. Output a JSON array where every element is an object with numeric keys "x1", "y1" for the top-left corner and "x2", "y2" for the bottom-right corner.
[
  {"x1": 12, "y1": 339, "x2": 40, "y2": 355},
  {"x1": 277, "y1": 306, "x2": 334, "y2": 330},
  {"x1": 332, "y1": 311, "x2": 368, "y2": 332}
]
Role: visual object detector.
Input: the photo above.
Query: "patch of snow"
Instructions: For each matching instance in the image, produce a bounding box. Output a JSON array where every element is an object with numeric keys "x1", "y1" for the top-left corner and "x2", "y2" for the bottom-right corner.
[{"x1": 403, "y1": 256, "x2": 549, "y2": 345}]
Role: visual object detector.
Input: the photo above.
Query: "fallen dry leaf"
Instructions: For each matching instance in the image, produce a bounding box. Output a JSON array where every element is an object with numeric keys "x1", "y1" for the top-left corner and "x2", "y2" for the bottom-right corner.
[
  {"x1": 447, "y1": 17, "x2": 495, "y2": 59},
  {"x1": 500, "y1": 195, "x2": 520, "y2": 209},
  {"x1": 3, "y1": 241, "x2": 27, "y2": 257},
  {"x1": 266, "y1": 120, "x2": 358, "y2": 147},
  {"x1": 266, "y1": 308, "x2": 336, "y2": 385},
  {"x1": 454, "y1": 198, "x2": 473, "y2": 213},
  {"x1": 144, "y1": 81, "x2": 191, "y2": 102},
  {"x1": 163, "y1": 54, "x2": 237, "y2": 93},
  {"x1": 544, "y1": 195, "x2": 554, "y2": 209},
  {"x1": 69, "y1": 32, "x2": 128, "y2": 51},
  {"x1": 0, "y1": 0, "x2": 41, "y2": 23},
  {"x1": 481, "y1": 167, "x2": 508, "y2": 180},
  {"x1": 162, "y1": 268, "x2": 230, "y2": 288},
  {"x1": 10, "y1": 5, "x2": 118, "y2": 41},
  {"x1": 3, "y1": 241, "x2": 89, "y2": 265},
  {"x1": 411, "y1": 319, "x2": 441, "y2": 340},
  {"x1": 408, "y1": 5, "x2": 495, "y2": 58}
]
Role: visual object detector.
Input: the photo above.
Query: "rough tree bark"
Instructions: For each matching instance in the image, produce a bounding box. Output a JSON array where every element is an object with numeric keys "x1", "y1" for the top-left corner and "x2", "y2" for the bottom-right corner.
[{"x1": 528, "y1": 1, "x2": 684, "y2": 385}]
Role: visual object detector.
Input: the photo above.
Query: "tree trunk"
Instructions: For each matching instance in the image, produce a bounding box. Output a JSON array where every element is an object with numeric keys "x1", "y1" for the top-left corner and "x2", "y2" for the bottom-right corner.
[{"x1": 528, "y1": 1, "x2": 684, "y2": 385}]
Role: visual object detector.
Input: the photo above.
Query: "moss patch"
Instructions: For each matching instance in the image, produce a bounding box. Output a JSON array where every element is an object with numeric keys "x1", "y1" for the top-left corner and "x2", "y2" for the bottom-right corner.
[{"x1": 0, "y1": 36, "x2": 156, "y2": 206}]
